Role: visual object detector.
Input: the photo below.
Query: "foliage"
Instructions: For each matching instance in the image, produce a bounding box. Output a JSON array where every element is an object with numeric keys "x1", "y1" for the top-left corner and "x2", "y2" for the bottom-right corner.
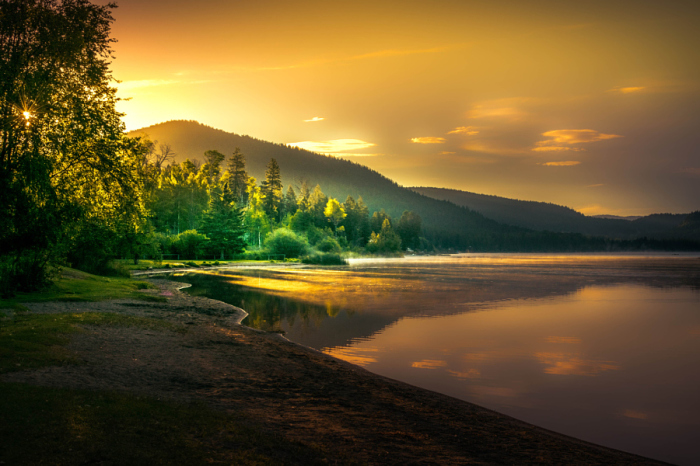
[
  {"x1": 199, "y1": 184, "x2": 246, "y2": 259},
  {"x1": 396, "y1": 210, "x2": 423, "y2": 250},
  {"x1": 324, "y1": 198, "x2": 346, "y2": 233},
  {"x1": 260, "y1": 158, "x2": 283, "y2": 222},
  {"x1": 171, "y1": 230, "x2": 209, "y2": 260},
  {"x1": 301, "y1": 253, "x2": 347, "y2": 265},
  {"x1": 0, "y1": 0, "x2": 148, "y2": 293},
  {"x1": 264, "y1": 228, "x2": 308, "y2": 258},
  {"x1": 315, "y1": 236, "x2": 342, "y2": 253},
  {"x1": 366, "y1": 219, "x2": 402, "y2": 253}
]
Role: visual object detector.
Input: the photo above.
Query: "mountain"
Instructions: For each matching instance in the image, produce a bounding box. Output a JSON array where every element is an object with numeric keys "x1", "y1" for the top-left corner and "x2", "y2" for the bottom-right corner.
[
  {"x1": 129, "y1": 121, "x2": 698, "y2": 250},
  {"x1": 410, "y1": 187, "x2": 697, "y2": 241}
]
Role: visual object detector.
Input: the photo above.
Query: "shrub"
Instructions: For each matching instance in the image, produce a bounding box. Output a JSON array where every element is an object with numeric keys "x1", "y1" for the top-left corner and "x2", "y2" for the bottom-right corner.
[
  {"x1": 171, "y1": 230, "x2": 209, "y2": 260},
  {"x1": 264, "y1": 228, "x2": 308, "y2": 258},
  {"x1": 316, "y1": 236, "x2": 341, "y2": 253},
  {"x1": 301, "y1": 253, "x2": 347, "y2": 265}
]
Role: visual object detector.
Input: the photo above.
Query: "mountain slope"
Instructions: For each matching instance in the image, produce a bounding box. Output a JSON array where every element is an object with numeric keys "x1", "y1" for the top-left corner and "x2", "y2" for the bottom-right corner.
[{"x1": 411, "y1": 187, "x2": 696, "y2": 241}]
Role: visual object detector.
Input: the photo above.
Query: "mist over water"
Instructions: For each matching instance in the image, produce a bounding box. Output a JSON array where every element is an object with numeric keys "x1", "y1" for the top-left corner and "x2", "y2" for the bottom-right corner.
[{"x1": 170, "y1": 254, "x2": 700, "y2": 465}]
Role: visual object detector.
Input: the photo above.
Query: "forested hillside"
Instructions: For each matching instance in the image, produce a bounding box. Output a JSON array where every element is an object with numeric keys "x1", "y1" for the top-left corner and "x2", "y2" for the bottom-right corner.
[
  {"x1": 412, "y1": 187, "x2": 698, "y2": 241},
  {"x1": 129, "y1": 121, "x2": 699, "y2": 251}
]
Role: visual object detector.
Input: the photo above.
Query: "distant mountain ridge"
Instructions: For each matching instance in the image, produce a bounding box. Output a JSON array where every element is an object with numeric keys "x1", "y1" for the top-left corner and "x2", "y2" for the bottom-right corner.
[{"x1": 410, "y1": 187, "x2": 698, "y2": 241}]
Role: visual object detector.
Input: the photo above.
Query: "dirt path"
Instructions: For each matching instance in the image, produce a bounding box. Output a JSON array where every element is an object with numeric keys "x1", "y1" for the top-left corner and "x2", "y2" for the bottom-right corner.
[{"x1": 2, "y1": 280, "x2": 667, "y2": 465}]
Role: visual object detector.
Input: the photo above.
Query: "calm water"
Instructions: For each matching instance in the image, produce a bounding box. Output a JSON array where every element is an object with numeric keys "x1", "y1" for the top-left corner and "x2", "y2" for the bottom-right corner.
[{"x1": 168, "y1": 254, "x2": 700, "y2": 465}]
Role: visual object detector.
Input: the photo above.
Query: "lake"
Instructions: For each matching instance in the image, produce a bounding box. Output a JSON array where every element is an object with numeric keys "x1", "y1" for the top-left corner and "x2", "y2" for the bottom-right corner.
[{"x1": 166, "y1": 254, "x2": 700, "y2": 465}]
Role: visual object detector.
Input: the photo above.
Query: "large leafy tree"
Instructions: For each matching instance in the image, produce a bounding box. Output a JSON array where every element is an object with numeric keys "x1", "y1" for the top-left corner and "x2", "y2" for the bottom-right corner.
[{"x1": 0, "y1": 0, "x2": 146, "y2": 292}]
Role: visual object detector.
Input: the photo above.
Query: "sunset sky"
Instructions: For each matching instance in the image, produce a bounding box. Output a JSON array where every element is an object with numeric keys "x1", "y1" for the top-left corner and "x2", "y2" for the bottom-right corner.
[{"x1": 108, "y1": 0, "x2": 700, "y2": 216}]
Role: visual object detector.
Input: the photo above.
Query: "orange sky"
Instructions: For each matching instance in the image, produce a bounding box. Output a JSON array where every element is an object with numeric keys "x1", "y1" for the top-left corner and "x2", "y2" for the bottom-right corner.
[{"x1": 108, "y1": 0, "x2": 700, "y2": 216}]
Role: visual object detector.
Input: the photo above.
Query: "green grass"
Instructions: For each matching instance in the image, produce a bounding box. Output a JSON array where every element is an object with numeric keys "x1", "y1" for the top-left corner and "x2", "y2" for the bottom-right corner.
[
  {"x1": 117, "y1": 259, "x2": 271, "y2": 271},
  {"x1": 0, "y1": 312, "x2": 182, "y2": 374},
  {"x1": 0, "y1": 267, "x2": 164, "y2": 309},
  {"x1": 0, "y1": 383, "x2": 330, "y2": 465}
]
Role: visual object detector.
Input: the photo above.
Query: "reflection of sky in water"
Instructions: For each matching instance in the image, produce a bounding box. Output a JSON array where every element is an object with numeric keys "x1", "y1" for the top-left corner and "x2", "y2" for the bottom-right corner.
[{"x1": 172, "y1": 254, "x2": 700, "y2": 465}]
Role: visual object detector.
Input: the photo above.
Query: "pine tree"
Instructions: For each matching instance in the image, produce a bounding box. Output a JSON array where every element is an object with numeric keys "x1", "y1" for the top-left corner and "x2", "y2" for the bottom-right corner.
[
  {"x1": 260, "y1": 158, "x2": 283, "y2": 222},
  {"x1": 227, "y1": 147, "x2": 248, "y2": 205}
]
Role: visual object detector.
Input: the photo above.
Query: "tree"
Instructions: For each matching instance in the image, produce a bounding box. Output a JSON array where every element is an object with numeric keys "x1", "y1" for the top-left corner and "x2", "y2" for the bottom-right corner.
[
  {"x1": 0, "y1": 0, "x2": 146, "y2": 292},
  {"x1": 366, "y1": 219, "x2": 402, "y2": 253},
  {"x1": 396, "y1": 211, "x2": 422, "y2": 250},
  {"x1": 260, "y1": 158, "x2": 283, "y2": 221},
  {"x1": 200, "y1": 183, "x2": 246, "y2": 259},
  {"x1": 202, "y1": 149, "x2": 226, "y2": 182},
  {"x1": 324, "y1": 198, "x2": 346, "y2": 234},
  {"x1": 283, "y1": 185, "x2": 298, "y2": 217},
  {"x1": 226, "y1": 147, "x2": 247, "y2": 205},
  {"x1": 264, "y1": 228, "x2": 308, "y2": 258},
  {"x1": 308, "y1": 184, "x2": 328, "y2": 228},
  {"x1": 370, "y1": 210, "x2": 392, "y2": 234},
  {"x1": 244, "y1": 176, "x2": 270, "y2": 247}
]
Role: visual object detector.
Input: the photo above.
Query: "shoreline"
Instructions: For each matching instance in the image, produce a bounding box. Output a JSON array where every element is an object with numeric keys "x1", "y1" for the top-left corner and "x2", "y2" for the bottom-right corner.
[{"x1": 2, "y1": 279, "x2": 668, "y2": 464}]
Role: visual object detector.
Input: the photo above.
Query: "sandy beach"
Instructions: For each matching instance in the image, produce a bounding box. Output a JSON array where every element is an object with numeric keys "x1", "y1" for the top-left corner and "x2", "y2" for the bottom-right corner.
[{"x1": 2, "y1": 279, "x2": 668, "y2": 465}]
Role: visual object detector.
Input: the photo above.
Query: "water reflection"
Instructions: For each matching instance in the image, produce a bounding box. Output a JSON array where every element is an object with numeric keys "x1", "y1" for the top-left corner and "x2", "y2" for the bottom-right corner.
[{"x1": 167, "y1": 254, "x2": 700, "y2": 465}]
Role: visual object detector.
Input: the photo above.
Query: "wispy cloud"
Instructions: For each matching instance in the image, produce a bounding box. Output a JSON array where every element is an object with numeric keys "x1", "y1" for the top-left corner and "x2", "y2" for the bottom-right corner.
[
  {"x1": 467, "y1": 97, "x2": 534, "y2": 120},
  {"x1": 532, "y1": 146, "x2": 584, "y2": 152},
  {"x1": 117, "y1": 78, "x2": 214, "y2": 91},
  {"x1": 303, "y1": 116, "x2": 325, "y2": 122},
  {"x1": 118, "y1": 79, "x2": 180, "y2": 91},
  {"x1": 587, "y1": 183, "x2": 604, "y2": 188},
  {"x1": 542, "y1": 161, "x2": 581, "y2": 166},
  {"x1": 682, "y1": 167, "x2": 700, "y2": 176},
  {"x1": 411, "y1": 137, "x2": 446, "y2": 144},
  {"x1": 447, "y1": 126, "x2": 479, "y2": 135},
  {"x1": 439, "y1": 151, "x2": 456, "y2": 155},
  {"x1": 287, "y1": 139, "x2": 377, "y2": 155},
  {"x1": 607, "y1": 86, "x2": 646, "y2": 94},
  {"x1": 534, "y1": 129, "x2": 622, "y2": 152},
  {"x1": 447, "y1": 369, "x2": 481, "y2": 379},
  {"x1": 230, "y1": 43, "x2": 468, "y2": 73}
]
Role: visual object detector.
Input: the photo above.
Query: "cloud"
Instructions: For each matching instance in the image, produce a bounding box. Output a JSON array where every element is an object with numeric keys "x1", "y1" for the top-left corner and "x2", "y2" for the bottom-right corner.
[
  {"x1": 608, "y1": 86, "x2": 646, "y2": 94},
  {"x1": 303, "y1": 116, "x2": 325, "y2": 122},
  {"x1": 411, "y1": 137, "x2": 446, "y2": 144},
  {"x1": 542, "y1": 161, "x2": 581, "y2": 166},
  {"x1": 439, "y1": 151, "x2": 456, "y2": 155},
  {"x1": 287, "y1": 139, "x2": 376, "y2": 154},
  {"x1": 117, "y1": 79, "x2": 180, "y2": 90},
  {"x1": 682, "y1": 167, "x2": 700, "y2": 176},
  {"x1": 535, "y1": 352, "x2": 619, "y2": 376},
  {"x1": 587, "y1": 183, "x2": 604, "y2": 188},
  {"x1": 532, "y1": 146, "x2": 584, "y2": 152},
  {"x1": 352, "y1": 43, "x2": 467, "y2": 61},
  {"x1": 447, "y1": 126, "x2": 479, "y2": 135},
  {"x1": 467, "y1": 97, "x2": 534, "y2": 120},
  {"x1": 534, "y1": 129, "x2": 622, "y2": 152},
  {"x1": 537, "y1": 129, "x2": 622, "y2": 146}
]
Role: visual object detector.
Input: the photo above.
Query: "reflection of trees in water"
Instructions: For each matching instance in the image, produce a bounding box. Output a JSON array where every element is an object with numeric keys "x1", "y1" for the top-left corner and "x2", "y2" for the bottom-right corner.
[{"x1": 172, "y1": 273, "x2": 329, "y2": 332}]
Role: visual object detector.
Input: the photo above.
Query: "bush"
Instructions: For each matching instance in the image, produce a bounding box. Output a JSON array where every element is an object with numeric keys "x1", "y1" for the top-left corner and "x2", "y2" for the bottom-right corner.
[
  {"x1": 301, "y1": 253, "x2": 347, "y2": 265},
  {"x1": 171, "y1": 230, "x2": 209, "y2": 260},
  {"x1": 264, "y1": 228, "x2": 308, "y2": 258},
  {"x1": 316, "y1": 236, "x2": 341, "y2": 253}
]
